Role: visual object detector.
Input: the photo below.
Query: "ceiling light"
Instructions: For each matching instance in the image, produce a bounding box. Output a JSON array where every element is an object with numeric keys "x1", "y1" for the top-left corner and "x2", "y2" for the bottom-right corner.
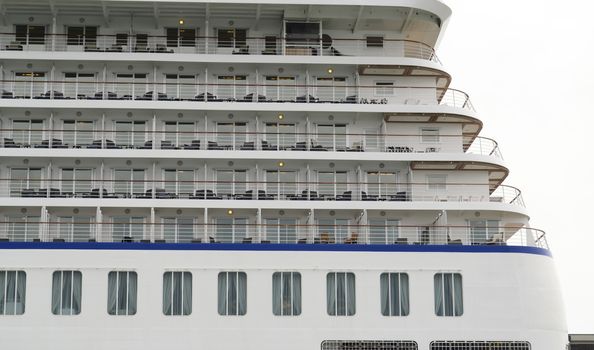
[
  {"x1": 227, "y1": 209, "x2": 234, "y2": 215},
  {"x1": 327, "y1": 68, "x2": 334, "y2": 74},
  {"x1": 278, "y1": 113, "x2": 284, "y2": 120},
  {"x1": 179, "y1": 19, "x2": 185, "y2": 25},
  {"x1": 278, "y1": 161, "x2": 285, "y2": 167}
]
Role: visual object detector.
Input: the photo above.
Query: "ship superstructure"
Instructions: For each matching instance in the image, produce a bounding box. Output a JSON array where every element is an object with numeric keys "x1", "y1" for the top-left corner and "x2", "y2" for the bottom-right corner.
[{"x1": 0, "y1": 1, "x2": 567, "y2": 349}]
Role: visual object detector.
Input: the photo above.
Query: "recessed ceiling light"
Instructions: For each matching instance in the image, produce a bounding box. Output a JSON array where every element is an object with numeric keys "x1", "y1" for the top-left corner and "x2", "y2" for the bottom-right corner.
[{"x1": 227, "y1": 209, "x2": 234, "y2": 215}]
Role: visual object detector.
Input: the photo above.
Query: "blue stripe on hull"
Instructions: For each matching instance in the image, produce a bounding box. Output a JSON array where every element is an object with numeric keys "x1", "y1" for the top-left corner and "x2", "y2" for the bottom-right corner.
[{"x1": 0, "y1": 242, "x2": 552, "y2": 257}]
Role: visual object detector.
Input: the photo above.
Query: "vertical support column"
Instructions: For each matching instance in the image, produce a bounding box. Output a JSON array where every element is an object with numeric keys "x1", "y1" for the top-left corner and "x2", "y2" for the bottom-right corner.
[
  {"x1": 357, "y1": 164, "x2": 362, "y2": 201},
  {"x1": 50, "y1": 63, "x2": 55, "y2": 99},
  {"x1": 308, "y1": 209, "x2": 315, "y2": 243},
  {"x1": 152, "y1": 161, "x2": 156, "y2": 199},
  {"x1": 255, "y1": 113, "x2": 259, "y2": 149},
  {"x1": 204, "y1": 66, "x2": 208, "y2": 102},
  {"x1": 153, "y1": 64, "x2": 157, "y2": 100},
  {"x1": 102, "y1": 64, "x2": 107, "y2": 98},
  {"x1": 355, "y1": 71, "x2": 360, "y2": 103},
  {"x1": 150, "y1": 207, "x2": 155, "y2": 242},
  {"x1": 41, "y1": 205, "x2": 48, "y2": 241},
  {"x1": 305, "y1": 68, "x2": 310, "y2": 102},
  {"x1": 362, "y1": 209, "x2": 368, "y2": 244},
  {"x1": 254, "y1": 163, "x2": 259, "y2": 200},
  {"x1": 100, "y1": 160, "x2": 105, "y2": 198},
  {"x1": 101, "y1": 112, "x2": 106, "y2": 149},
  {"x1": 306, "y1": 163, "x2": 310, "y2": 201},
  {"x1": 256, "y1": 208, "x2": 262, "y2": 243},
  {"x1": 204, "y1": 18, "x2": 209, "y2": 54},
  {"x1": 305, "y1": 114, "x2": 310, "y2": 151},
  {"x1": 203, "y1": 207, "x2": 209, "y2": 242},
  {"x1": 51, "y1": 16, "x2": 57, "y2": 51},
  {"x1": 48, "y1": 111, "x2": 54, "y2": 150},
  {"x1": 281, "y1": 19, "x2": 286, "y2": 56},
  {"x1": 96, "y1": 207, "x2": 102, "y2": 242},
  {"x1": 152, "y1": 112, "x2": 157, "y2": 149},
  {"x1": 204, "y1": 161, "x2": 208, "y2": 193},
  {"x1": 255, "y1": 68, "x2": 259, "y2": 100},
  {"x1": 47, "y1": 160, "x2": 52, "y2": 198}
]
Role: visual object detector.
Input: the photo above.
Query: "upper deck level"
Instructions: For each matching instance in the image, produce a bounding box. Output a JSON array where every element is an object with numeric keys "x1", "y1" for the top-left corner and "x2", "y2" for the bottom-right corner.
[{"x1": 0, "y1": 0, "x2": 450, "y2": 64}]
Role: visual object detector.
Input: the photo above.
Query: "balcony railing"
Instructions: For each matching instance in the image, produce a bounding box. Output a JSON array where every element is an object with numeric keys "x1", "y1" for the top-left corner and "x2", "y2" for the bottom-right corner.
[
  {"x1": 0, "y1": 34, "x2": 440, "y2": 62},
  {"x1": 0, "y1": 80, "x2": 473, "y2": 111},
  {"x1": 1, "y1": 130, "x2": 498, "y2": 157},
  {"x1": 2, "y1": 179, "x2": 524, "y2": 207},
  {"x1": 0, "y1": 222, "x2": 547, "y2": 250}
]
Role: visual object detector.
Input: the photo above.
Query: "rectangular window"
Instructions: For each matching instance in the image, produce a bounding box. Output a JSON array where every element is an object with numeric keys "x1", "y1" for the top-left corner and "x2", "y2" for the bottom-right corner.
[
  {"x1": 214, "y1": 217, "x2": 247, "y2": 243},
  {"x1": 67, "y1": 26, "x2": 97, "y2": 46},
  {"x1": 0, "y1": 270, "x2": 26, "y2": 315},
  {"x1": 163, "y1": 169, "x2": 195, "y2": 197},
  {"x1": 9, "y1": 167, "x2": 43, "y2": 197},
  {"x1": 272, "y1": 272, "x2": 301, "y2": 316},
  {"x1": 318, "y1": 218, "x2": 349, "y2": 244},
  {"x1": 113, "y1": 169, "x2": 145, "y2": 197},
  {"x1": 434, "y1": 273, "x2": 463, "y2": 316},
  {"x1": 112, "y1": 217, "x2": 145, "y2": 242},
  {"x1": 264, "y1": 122, "x2": 296, "y2": 149},
  {"x1": 265, "y1": 170, "x2": 297, "y2": 200},
  {"x1": 421, "y1": 128, "x2": 440, "y2": 143},
  {"x1": 162, "y1": 217, "x2": 195, "y2": 243},
  {"x1": 218, "y1": 272, "x2": 247, "y2": 315},
  {"x1": 327, "y1": 272, "x2": 355, "y2": 316},
  {"x1": 469, "y1": 220, "x2": 500, "y2": 244},
  {"x1": 115, "y1": 120, "x2": 147, "y2": 148},
  {"x1": 11, "y1": 119, "x2": 44, "y2": 145},
  {"x1": 107, "y1": 271, "x2": 137, "y2": 315},
  {"x1": 61, "y1": 168, "x2": 93, "y2": 194},
  {"x1": 166, "y1": 28, "x2": 196, "y2": 47},
  {"x1": 15, "y1": 25, "x2": 45, "y2": 45},
  {"x1": 369, "y1": 219, "x2": 400, "y2": 244},
  {"x1": 115, "y1": 33, "x2": 128, "y2": 46},
  {"x1": 285, "y1": 22, "x2": 320, "y2": 45},
  {"x1": 216, "y1": 169, "x2": 247, "y2": 197},
  {"x1": 164, "y1": 121, "x2": 195, "y2": 147},
  {"x1": 57, "y1": 216, "x2": 94, "y2": 242},
  {"x1": 316, "y1": 124, "x2": 347, "y2": 150},
  {"x1": 315, "y1": 77, "x2": 348, "y2": 102},
  {"x1": 265, "y1": 218, "x2": 297, "y2": 244},
  {"x1": 317, "y1": 170, "x2": 348, "y2": 198},
  {"x1": 6, "y1": 216, "x2": 40, "y2": 241},
  {"x1": 366, "y1": 36, "x2": 384, "y2": 48},
  {"x1": 51, "y1": 270, "x2": 82, "y2": 315},
  {"x1": 62, "y1": 120, "x2": 94, "y2": 146},
  {"x1": 380, "y1": 273, "x2": 409, "y2": 316},
  {"x1": 427, "y1": 175, "x2": 447, "y2": 191},
  {"x1": 162, "y1": 271, "x2": 192, "y2": 316},
  {"x1": 217, "y1": 28, "x2": 247, "y2": 48}
]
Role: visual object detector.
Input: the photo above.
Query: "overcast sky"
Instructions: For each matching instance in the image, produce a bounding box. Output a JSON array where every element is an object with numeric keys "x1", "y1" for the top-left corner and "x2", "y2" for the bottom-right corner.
[{"x1": 438, "y1": 0, "x2": 594, "y2": 333}]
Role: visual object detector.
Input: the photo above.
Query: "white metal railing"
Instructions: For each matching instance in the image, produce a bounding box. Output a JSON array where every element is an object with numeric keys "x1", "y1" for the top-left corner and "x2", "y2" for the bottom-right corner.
[
  {"x1": 0, "y1": 80, "x2": 472, "y2": 111},
  {"x1": 1, "y1": 179, "x2": 524, "y2": 207},
  {"x1": 0, "y1": 34, "x2": 440, "y2": 62},
  {"x1": 0, "y1": 222, "x2": 547, "y2": 250},
  {"x1": 1, "y1": 130, "x2": 497, "y2": 157}
]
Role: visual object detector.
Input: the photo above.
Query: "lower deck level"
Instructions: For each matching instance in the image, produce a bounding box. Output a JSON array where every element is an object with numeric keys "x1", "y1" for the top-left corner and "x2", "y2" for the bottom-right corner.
[{"x1": 0, "y1": 244, "x2": 567, "y2": 350}]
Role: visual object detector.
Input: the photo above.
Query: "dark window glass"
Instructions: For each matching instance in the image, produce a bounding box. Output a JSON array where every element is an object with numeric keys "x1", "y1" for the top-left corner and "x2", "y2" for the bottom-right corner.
[
  {"x1": 179, "y1": 29, "x2": 195, "y2": 47},
  {"x1": 217, "y1": 29, "x2": 246, "y2": 48},
  {"x1": 135, "y1": 34, "x2": 148, "y2": 47},
  {"x1": 166, "y1": 28, "x2": 178, "y2": 47},
  {"x1": 67, "y1": 26, "x2": 96, "y2": 46},
  {"x1": 15, "y1": 25, "x2": 27, "y2": 44},
  {"x1": 115, "y1": 33, "x2": 128, "y2": 46},
  {"x1": 366, "y1": 36, "x2": 384, "y2": 48}
]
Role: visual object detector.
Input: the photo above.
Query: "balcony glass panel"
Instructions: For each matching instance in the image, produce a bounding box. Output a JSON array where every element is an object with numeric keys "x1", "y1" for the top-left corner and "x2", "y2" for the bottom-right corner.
[{"x1": 265, "y1": 218, "x2": 297, "y2": 244}]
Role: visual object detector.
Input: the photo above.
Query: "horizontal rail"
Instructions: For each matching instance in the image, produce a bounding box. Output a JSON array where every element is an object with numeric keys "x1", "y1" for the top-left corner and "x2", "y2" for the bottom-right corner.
[
  {"x1": 0, "y1": 131, "x2": 499, "y2": 157},
  {"x1": 0, "y1": 222, "x2": 546, "y2": 249},
  {"x1": 0, "y1": 80, "x2": 472, "y2": 111},
  {"x1": 1, "y1": 179, "x2": 524, "y2": 206},
  {"x1": 0, "y1": 34, "x2": 440, "y2": 62}
]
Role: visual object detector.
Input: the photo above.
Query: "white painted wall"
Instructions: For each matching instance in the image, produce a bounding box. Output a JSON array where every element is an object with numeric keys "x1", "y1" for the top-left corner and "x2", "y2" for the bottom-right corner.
[{"x1": 0, "y1": 248, "x2": 567, "y2": 350}]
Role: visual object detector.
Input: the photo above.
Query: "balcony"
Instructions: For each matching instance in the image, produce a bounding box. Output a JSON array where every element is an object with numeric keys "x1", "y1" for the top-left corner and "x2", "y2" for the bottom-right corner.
[
  {"x1": 0, "y1": 34, "x2": 441, "y2": 62},
  {"x1": 0, "y1": 221, "x2": 548, "y2": 250},
  {"x1": 0, "y1": 80, "x2": 472, "y2": 111},
  {"x1": 2, "y1": 179, "x2": 524, "y2": 207}
]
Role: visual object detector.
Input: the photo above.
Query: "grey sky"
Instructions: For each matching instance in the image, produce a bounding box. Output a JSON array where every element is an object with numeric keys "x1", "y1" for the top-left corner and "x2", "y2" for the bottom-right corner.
[{"x1": 439, "y1": 0, "x2": 594, "y2": 333}]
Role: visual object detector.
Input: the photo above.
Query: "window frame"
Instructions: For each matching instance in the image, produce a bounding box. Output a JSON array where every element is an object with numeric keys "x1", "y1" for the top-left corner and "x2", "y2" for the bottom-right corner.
[
  {"x1": 51, "y1": 270, "x2": 82, "y2": 316},
  {"x1": 218, "y1": 271, "x2": 247, "y2": 316},
  {"x1": 107, "y1": 271, "x2": 138, "y2": 316},
  {"x1": 434, "y1": 272, "x2": 463, "y2": 317},
  {"x1": 272, "y1": 271, "x2": 302, "y2": 316},
  {"x1": 326, "y1": 272, "x2": 356, "y2": 316},
  {"x1": 366, "y1": 35, "x2": 384, "y2": 48},
  {"x1": 380, "y1": 272, "x2": 409, "y2": 316},
  {"x1": 0, "y1": 270, "x2": 26, "y2": 315},
  {"x1": 162, "y1": 271, "x2": 192, "y2": 316}
]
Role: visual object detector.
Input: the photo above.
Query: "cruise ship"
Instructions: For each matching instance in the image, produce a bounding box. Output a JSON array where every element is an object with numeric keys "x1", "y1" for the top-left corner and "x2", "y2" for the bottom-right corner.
[{"x1": 0, "y1": 0, "x2": 567, "y2": 349}]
